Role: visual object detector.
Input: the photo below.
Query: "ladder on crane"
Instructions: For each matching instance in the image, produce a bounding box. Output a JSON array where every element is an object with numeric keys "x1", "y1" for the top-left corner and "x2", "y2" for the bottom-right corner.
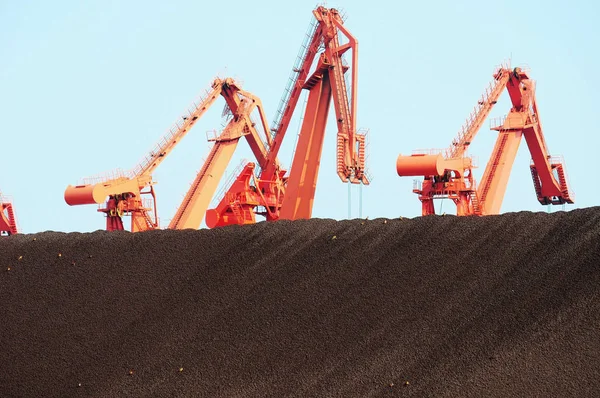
[{"x1": 0, "y1": 194, "x2": 18, "y2": 235}]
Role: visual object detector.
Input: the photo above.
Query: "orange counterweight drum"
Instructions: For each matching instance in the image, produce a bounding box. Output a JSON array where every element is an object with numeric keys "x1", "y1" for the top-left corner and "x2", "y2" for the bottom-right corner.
[
  {"x1": 64, "y1": 184, "x2": 105, "y2": 206},
  {"x1": 65, "y1": 177, "x2": 142, "y2": 206},
  {"x1": 204, "y1": 209, "x2": 220, "y2": 229},
  {"x1": 396, "y1": 154, "x2": 444, "y2": 177}
]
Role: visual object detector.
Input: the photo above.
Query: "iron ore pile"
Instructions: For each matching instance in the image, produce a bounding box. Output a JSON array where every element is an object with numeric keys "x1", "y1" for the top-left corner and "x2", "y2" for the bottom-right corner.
[{"x1": 1, "y1": 208, "x2": 599, "y2": 397}]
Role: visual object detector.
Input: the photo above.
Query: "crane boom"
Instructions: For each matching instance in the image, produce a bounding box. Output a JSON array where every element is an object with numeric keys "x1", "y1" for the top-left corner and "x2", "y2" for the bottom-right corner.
[
  {"x1": 135, "y1": 82, "x2": 224, "y2": 178},
  {"x1": 448, "y1": 68, "x2": 510, "y2": 159},
  {"x1": 263, "y1": 21, "x2": 324, "y2": 177}
]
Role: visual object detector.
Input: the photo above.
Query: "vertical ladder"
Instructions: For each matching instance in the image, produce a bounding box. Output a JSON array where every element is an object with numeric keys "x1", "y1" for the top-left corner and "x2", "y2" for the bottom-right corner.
[
  {"x1": 336, "y1": 135, "x2": 346, "y2": 177},
  {"x1": 5, "y1": 204, "x2": 18, "y2": 235},
  {"x1": 357, "y1": 136, "x2": 365, "y2": 170},
  {"x1": 554, "y1": 163, "x2": 574, "y2": 202},
  {"x1": 530, "y1": 165, "x2": 543, "y2": 203}
]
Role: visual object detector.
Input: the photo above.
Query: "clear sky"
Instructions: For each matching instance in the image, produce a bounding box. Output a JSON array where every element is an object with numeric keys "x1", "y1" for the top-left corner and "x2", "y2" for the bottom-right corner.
[{"x1": 1, "y1": 0, "x2": 598, "y2": 233}]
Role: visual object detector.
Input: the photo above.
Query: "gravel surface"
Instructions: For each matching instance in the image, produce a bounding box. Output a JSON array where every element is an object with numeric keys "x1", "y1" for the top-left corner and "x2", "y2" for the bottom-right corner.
[{"x1": 1, "y1": 208, "x2": 599, "y2": 397}]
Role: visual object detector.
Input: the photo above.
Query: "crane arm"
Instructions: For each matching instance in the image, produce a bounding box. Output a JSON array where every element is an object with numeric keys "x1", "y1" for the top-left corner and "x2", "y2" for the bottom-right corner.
[
  {"x1": 134, "y1": 79, "x2": 226, "y2": 177},
  {"x1": 448, "y1": 67, "x2": 511, "y2": 159},
  {"x1": 261, "y1": 21, "x2": 324, "y2": 180}
]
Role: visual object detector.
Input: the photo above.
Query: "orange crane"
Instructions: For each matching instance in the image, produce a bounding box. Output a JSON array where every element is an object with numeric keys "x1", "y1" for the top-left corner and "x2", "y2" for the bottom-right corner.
[
  {"x1": 396, "y1": 63, "x2": 574, "y2": 216},
  {"x1": 0, "y1": 191, "x2": 18, "y2": 236},
  {"x1": 205, "y1": 6, "x2": 370, "y2": 228},
  {"x1": 64, "y1": 78, "x2": 274, "y2": 232}
]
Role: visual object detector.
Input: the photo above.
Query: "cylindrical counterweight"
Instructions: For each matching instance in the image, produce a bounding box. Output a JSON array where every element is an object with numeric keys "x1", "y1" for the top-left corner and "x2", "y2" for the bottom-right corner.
[
  {"x1": 396, "y1": 154, "x2": 444, "y2": 176},
  {"x1": 64, "y1": 184, "x2": 106, "y2": 206}
]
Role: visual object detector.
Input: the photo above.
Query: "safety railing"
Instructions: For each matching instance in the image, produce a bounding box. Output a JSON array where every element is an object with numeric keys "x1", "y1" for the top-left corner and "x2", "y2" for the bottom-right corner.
[
  {"x1": 489, "y1": 115, "x2": 506, "y2": 130},
  {"x1": 206, "y1": 129, "x2": 219, "y2": 142},
  {"x1": 81, "y1": 78, "x2": 224, "y2": 186},
  {"x1": 141, "y1": 197, "x2": 155, "y2": 211},
  {"x1": 0, "y1": 193, "x2": 13, "y2": 205},
  {"x1": 412, "y1": 148, "x2": 451, "y2": 158},
  {"x1": 489, "y1": 114, "x2": 529, "y2": 131},
  {"x1": 447, "y1": 65, "x2": 510, "y2": 158},
  {"x1": 82, "y1": 168, "x2": 129, "y2": 185}
]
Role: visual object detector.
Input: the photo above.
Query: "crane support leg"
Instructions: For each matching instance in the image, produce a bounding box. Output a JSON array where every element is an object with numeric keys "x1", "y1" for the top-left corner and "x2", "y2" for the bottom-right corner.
[
  {"x1": 106, "y1": 214, "x2": 124, "y2": 231},
  {"x1": 455, "y1": 193, "x2": 472, "y2": 216},
  {"x1": 422, "y1": 198, "x2": 435, "y2": 216},
  {"x1": 168, "y1": 139, "x2": 240, "y2": 230},
  {"x1": 478, "y1": 130, "x2": 523, "y2": 214},
  {"x1": 280, "y1": 74, "x2": 332, "y2": 220}
]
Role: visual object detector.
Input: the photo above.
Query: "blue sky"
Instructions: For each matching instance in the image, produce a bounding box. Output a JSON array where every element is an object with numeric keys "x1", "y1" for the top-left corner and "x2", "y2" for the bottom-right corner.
[{"x1": 1, "y1": 0, "x2": 598, "y2": 233}]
